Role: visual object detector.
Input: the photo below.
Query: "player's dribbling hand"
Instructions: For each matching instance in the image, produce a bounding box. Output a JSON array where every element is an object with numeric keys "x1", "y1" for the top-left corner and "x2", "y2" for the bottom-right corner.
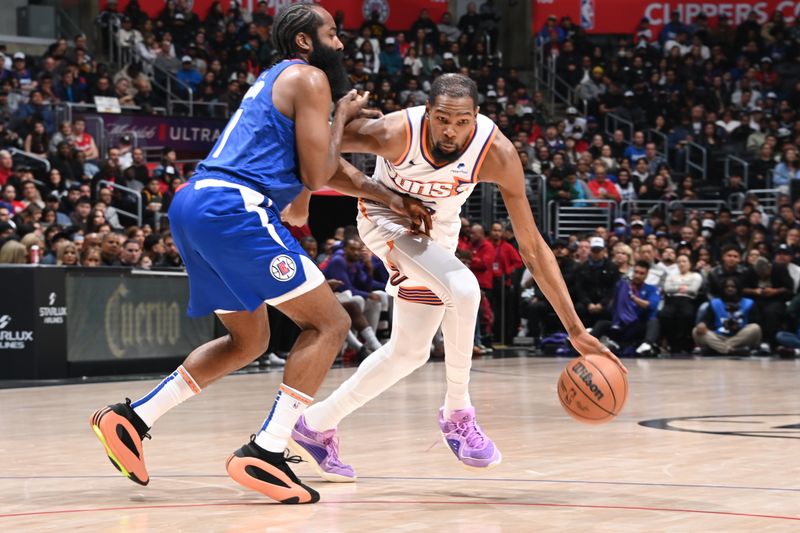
[
  {"x1": 335, "y1": 89, "x2": 371, "y2": 123},
  {"x1": 389, "y1": 195, "x2": 433, "y2": 236},
  {"x1": 570, "y1": 329, "x2": 628, "y2": 375}
]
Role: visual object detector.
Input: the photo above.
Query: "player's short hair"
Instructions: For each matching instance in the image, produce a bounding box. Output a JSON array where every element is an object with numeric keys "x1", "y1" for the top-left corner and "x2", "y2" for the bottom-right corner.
[
  {"x1": 272, "y1": 4, "x2": 324, "y2": 60},
  {"x1": 429, "y1": 74, "x2": 478, "y2": 107}
]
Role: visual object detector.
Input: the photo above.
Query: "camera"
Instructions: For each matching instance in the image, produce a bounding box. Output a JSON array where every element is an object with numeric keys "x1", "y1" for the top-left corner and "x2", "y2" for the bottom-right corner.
[{"x1": 722, "y1": 304, "x2": 742, "y2": 334}]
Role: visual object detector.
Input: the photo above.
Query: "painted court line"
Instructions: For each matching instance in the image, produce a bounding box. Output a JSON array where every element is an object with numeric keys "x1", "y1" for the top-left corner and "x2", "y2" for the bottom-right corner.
[
  {"x1": 1, "y1": 474, "x2": 798, "y2": 493},
  {"x1": 0, "y1": 500, "x2": 798, "y2": 522}
]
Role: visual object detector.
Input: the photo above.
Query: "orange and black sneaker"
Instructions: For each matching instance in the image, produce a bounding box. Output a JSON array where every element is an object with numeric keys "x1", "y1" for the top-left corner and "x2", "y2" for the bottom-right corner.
[
  {"x1": 89, "y1": 398, "x2": 151, "y2": 486},
  {"x1": 226, "y1": 438, "x2": 320, "y2": 504}
]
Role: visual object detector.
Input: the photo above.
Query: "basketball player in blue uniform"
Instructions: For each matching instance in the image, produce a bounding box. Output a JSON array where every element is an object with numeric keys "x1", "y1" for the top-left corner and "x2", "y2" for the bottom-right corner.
[{"x1": 89, "y1": 5, "x2": 430, "y2": 505}]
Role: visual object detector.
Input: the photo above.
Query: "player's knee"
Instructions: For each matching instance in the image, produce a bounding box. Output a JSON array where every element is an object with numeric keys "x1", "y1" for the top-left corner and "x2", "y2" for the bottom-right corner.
[
  {"x1": 330, "y1": 305, "x2": 351, "y2": 341},
  {"x1": 448, "y1": 272, "x2": 480, "y2": 310},
  {"x1": 407, "y1": 348, "x2": 430, "y2": 368},
  {"x1": 230, "y1": 330, "x2": 269, "y2": 358}
]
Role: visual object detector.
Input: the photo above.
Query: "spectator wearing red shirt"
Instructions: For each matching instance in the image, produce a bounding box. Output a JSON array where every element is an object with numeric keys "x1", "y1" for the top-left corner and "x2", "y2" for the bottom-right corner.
[
  {"x1": 469, "y1": 223, "x2": 495, "y2": 290},
  {"x1": 469, "y1": 223, "x2": 496, "y2": 339},
  {"x1": 587, "y1": 160, "x2": 621, "y2": 207},
  {"x1": 457, "y1": 216, "x2": 471, "y2": 252},
  {"x1": 489, "y1": 221, "x2": 524, "y2": 342},
  {"x1": 0, "y1": 149, "x2": 13, "y2": 186},
  {"x1": 489, "y1": 222, "x2": 523, "y2": 286}
]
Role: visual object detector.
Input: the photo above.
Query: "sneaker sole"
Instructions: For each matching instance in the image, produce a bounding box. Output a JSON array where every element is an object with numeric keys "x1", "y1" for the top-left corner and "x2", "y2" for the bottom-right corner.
[
  {"x1": 287, "y1": 438, "x2": 357, "y2": 483},
  {"x1": 225, "y1": 453, "x2": 320, "y2": 504},
  {"x1": 89, "y1": 408, "x2": 149, "y2": 486},
  {"x1": 442, "y1": 437, "x2": 503, "y2": 471}
]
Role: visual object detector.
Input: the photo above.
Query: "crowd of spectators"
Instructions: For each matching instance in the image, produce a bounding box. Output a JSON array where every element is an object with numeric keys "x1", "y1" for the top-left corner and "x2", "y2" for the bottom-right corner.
[
  {"x1": 3, "y1": 1, "x2": 800, "y2": 358},
  {"x1": 520, "y1": 6, "x2": 800, "y2": 357}
]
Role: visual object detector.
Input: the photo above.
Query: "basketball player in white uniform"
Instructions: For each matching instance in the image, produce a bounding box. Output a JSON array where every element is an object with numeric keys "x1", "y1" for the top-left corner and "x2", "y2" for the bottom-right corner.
[{"x1": 289, "y1": 74, "x2": 627, "y2": 480}]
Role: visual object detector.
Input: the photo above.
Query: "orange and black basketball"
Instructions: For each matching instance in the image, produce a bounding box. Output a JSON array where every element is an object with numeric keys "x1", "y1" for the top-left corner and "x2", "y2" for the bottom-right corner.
[{"x1": 558, "y1": 355, "x2": 628, "y2": 424}]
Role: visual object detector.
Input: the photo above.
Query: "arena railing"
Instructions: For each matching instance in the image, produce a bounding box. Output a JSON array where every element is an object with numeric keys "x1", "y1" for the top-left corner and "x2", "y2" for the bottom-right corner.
[
  {"x1": 168, "y1": 100, "x2": 230, "y2": 119},
  {"x1": 548, "y1": 199, "x2": 617, "y2": 239},
  {"x1": 667, "y1": 199, "x2": 726, "y2": 219},
  {"x1": 646, "y1": 129, "x2": 669, "y2": 162},
  {"x1": 8, "y1": 147, "x2": 50, "y2": 174},
  {"x1": 619, "y1": 199, "x2": 668, "y2": 218},
  {"x1": 724, "y1": 154, "x2": 750, "y2": 187},
  {"x1": 727, "y1": 192, "x2": 745, "y2": 212},
  {"x1": 741, "y1": 188, "x2": 781, "y2": 214},
  {"x1": 532, "y1": 45, "x2": 588, "y2": 116},
  {"x1": 97, "y1": 14, "x2": 193, "y2": 117},
  {"x1": 95, "y1": 179, "x2": 142, "y2": 227},
  {"x1": 604, "y1": 113, "x2": 634, "y2": 144},
  {"x1": 684, "y1": 141, "x2": 707, "y2": 178}
]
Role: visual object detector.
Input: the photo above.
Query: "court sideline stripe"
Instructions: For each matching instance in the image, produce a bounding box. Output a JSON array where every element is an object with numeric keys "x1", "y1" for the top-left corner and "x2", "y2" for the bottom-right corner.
[
  {"x1": 1, "y1": 474, "x2": 797, "y2": 493},
  {"x1": 0, "y1": 500, "x2": 798, "y2": 521}
]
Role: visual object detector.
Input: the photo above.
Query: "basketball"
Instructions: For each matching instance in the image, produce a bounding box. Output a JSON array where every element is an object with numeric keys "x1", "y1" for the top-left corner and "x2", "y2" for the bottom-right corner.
[{"x1": 558, "y1": 355, "x2": 628, "y2": 424}]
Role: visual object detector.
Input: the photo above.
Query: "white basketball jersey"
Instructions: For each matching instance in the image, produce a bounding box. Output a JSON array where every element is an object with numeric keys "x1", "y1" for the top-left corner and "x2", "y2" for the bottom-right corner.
[{"x1": 372, "y1": 105, "x2": 497, "y2": 225}]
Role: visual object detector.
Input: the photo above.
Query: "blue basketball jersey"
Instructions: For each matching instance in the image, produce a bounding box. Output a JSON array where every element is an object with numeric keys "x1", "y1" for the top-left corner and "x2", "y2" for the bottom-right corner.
[{"x1": 196, "y1": 59, "x2": 305, "y2": 211}]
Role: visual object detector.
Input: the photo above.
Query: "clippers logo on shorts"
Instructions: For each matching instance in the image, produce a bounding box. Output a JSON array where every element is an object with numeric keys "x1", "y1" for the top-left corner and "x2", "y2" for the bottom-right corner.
[{"x1": 270, "y1": 255, "x2": 297, "y2": 282}]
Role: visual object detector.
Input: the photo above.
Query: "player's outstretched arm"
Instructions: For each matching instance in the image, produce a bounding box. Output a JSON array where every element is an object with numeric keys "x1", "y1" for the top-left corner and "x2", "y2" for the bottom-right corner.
[
  {"x1": 341, "y1": 111, "x2": 407, "y2": 160},
  {"x1": 328, "y1": 158, "x2": 432, "y2": 235},
  {"x1": 480, "y1": 133, "x2": 627, "y2": 373},
  {"x1": 288, "y1": 66, "x2": 369, "y2": 190}
]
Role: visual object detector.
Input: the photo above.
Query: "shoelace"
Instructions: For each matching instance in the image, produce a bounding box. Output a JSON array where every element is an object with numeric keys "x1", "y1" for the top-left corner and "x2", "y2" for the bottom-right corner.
[
  {"x1": 283, "y1": 450, "x2": 304, "y2": 465},
  {"x1": 124, "y1": 398, "x2": 152, "y2": 440},
  {"x1": 322, "y1": 435, "x2": 348, "y2": 467},
  {"x1": 245, "y1": 434, "x2": 305, "y2": 465},
  {"x1": 448, "y1": 419, "x2": 486, "y2": 449}
]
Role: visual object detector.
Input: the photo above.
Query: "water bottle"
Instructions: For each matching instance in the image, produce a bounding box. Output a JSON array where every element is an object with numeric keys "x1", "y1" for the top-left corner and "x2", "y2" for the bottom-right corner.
[{"x1": 30, "y1": 244, "x2": 40, "y2": 265}]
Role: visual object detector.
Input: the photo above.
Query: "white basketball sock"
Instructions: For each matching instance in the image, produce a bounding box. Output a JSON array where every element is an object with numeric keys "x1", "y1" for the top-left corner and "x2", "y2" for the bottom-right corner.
[
  {"x1": 346, "y1": 330, "x2": 363, "y2": 350},
  {"x1": 254, "y1": 383, "x2": 313, "y2": 453},
  {"x1": 304, "y1": 300, "x2": 443, "y2": 431},
  {"x1": 131, "y1": 366, "x2": 201, "y2": 427},
  {"x1": 360, "y1": 326, "x2": 382, "y2": 351}
]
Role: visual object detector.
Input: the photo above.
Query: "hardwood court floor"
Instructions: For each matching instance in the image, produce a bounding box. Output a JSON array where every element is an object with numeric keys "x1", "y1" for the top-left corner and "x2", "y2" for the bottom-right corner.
[{"x1": 1, "y1": 357, "x2": 799, "y2": 532}]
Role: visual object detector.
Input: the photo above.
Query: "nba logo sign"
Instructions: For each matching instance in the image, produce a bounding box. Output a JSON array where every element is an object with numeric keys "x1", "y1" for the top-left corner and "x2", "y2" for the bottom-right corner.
[
  {"x1": 580, "y1": 0, "x2": 595, "y2": 30},
  {"x1": 270, "y1": 255, "x2": 297, "y2": 282}
]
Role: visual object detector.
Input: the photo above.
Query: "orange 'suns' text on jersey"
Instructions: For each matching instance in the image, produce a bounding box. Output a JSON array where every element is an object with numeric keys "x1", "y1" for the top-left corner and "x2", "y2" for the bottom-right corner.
[{"x1": 389, "y1": 174, "x2": 470, "y2": 198}]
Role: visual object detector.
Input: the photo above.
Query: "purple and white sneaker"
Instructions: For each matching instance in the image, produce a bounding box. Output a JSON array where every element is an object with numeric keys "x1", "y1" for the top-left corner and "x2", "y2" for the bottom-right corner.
[
  {"x1": 438, "y1": 407, "x2": 502, "y2": 470},
  {"x1": 288, "y1": 415, "x2": 356, "y2": 482}
]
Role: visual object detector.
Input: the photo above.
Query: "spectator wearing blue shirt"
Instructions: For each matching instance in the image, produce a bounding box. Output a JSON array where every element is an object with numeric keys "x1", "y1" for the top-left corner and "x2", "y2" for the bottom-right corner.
[
  {"x1": 11, "y1": 52, "x2": 34, "y2": 92},
  {"x1": 591, "y1": 260, "x2": 661, "y2": 357},
  {"x1": 53, "y1": 70, "x2": 87, "y2": 103},
  {"x1": 772, "y1": 145, "x2": 800, "y2": 189},
  {"x1": 378, "y1": 37, "x2": 403, "y2": 76},
  {"x1": 693, "y1": 278, "x2": 762, "y2": 355},
  {"x1": 623, "y1": 131, "x2": 647, "y2": 162},
  {"x1": 176, "y1": 56, "x2": 202, "y2": 97},
  {"x1": 323, "y1": 239, "x2": 386, "y2": 351},
  {"x1": 659, "y1": 10, "x2": 689, "y2": 46},
  {"x1": 13, "y1": 90, "x2": 55, "y2": 134},
  {"x1": 537, "y1": 15, "x2": 565, "y2": 46}
]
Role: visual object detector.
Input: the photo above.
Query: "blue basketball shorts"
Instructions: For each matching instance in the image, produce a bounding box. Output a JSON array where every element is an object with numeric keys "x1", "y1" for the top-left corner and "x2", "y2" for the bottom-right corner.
[{"x1": 168, "y1": 175, "x2": 324, "y2": 317}]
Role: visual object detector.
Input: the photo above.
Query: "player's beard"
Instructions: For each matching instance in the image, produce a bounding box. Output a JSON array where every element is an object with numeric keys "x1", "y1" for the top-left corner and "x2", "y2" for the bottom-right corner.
[
  {"x1": 428, "y1": 128, "x2": 463, "y2": 164},
  {"x1": 308, "y1": 35, "x2": 351, "y2": 101},
  {"x1": 430, "y1": 142, "x2": 463, "y2": 163}
]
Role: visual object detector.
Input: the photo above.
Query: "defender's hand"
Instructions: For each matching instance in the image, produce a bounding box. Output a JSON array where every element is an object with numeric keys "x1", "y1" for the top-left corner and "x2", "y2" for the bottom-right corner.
[
  {"x1": 335, "y1": 90, "x2": 370, "y2": 123},
  {"x1": 389, "y1": 194, "x2": 432, "y2": 236},
  {"x1": 569, "y1": 330, "x2": 628, "y2": 375}
]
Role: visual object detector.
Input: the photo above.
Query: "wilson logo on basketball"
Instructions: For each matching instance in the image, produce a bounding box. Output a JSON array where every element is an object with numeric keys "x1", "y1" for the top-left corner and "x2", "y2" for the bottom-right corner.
[
  {"x1": 389, "y1": 174, "x2": 470, "y2": 199},
  {"x1": 572, "y1": 361, "x2": 604, "y2": 401}
]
